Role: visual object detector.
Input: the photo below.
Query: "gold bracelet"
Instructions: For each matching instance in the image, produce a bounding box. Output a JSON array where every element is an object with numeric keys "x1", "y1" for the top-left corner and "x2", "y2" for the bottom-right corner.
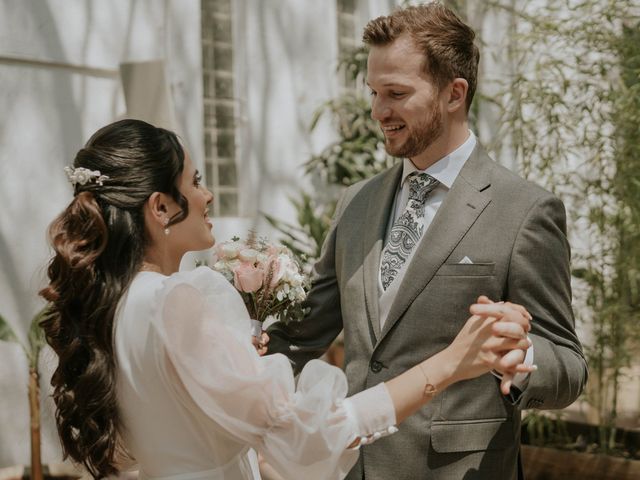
[{"x1": 418, "y1": 364, "x2": 438, "y2": 399}]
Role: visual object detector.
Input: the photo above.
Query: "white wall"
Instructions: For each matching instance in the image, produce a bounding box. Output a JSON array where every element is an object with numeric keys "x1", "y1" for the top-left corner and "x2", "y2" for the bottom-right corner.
[{"x1": 0, "y1": 0, "x2": 201, "y2": 466}]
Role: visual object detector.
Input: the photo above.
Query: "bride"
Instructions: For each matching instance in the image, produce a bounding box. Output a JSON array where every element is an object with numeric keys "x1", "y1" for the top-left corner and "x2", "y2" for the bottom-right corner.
[{"x1": 40, "y1": 119, "x2": 533, "y2": 480}]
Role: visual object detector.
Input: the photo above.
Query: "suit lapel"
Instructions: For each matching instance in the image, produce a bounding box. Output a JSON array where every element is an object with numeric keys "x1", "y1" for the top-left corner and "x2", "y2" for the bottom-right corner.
[
  {"x1": 378, "y1": 145, "x2": 494, "y2": 341},
  {"x1": 362, "y1": 163, "x2": 403, "y2": 340}
]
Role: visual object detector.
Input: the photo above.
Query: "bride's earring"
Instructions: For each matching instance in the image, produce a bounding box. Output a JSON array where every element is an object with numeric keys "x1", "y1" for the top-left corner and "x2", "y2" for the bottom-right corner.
[{"x1": 163, "y1": 217, "x2": 170, "y2": 235}]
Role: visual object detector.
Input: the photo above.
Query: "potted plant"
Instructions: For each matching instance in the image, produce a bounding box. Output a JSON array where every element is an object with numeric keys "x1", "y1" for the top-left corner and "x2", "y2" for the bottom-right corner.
[
  {"x1": 489, "y1": 0, "x2": 640, "y2": 475},
  {"x1": 0, "y1": 310, "x2": 80, "y2": 480}
]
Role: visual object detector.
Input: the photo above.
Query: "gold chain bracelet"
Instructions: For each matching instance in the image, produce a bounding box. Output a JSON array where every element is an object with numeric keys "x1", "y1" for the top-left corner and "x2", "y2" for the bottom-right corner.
[{"x1": 418, "y1": 364, "x2": 438, "y2": 399}]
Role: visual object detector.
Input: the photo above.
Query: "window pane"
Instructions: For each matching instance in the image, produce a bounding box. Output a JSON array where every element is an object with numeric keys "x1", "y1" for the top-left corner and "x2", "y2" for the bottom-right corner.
[
  {"x1": 212, "y1": 0, "x2": 231, "y2": 15},
  {"x1": 205, "y1": 161, "x2": 215, "y2": 187},
  {"x1": 338, "y1": 0, "x2": 356, "y2": 13},
  {"x1": 215, "y1": 75, "x2": 234, "y2": 99},
  {"x1": 213, "y1": 16, "x2": 232, "y2": 43},
  {"x1": 217, "y1": 132, "x2": 235, "y2": 158},
  {"x1": 204, "y1": 131, "x2": 214, "y2": 157},
  {"x1": 218, "y1": 192, "x2": 238, "y2": 216},
  {"x1": 216, "y1": 104, "x2": 235, "y2": 129},
  {"x1": 214, "y1": 45, "x2": 233, "y2": 72},
  {"x1": 218, "y1": 162, "x2": 237, "y2": 186}
]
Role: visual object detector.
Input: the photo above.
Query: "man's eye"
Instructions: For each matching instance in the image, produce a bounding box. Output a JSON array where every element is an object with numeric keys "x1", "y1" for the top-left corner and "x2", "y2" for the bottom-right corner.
[
  {"x1": 369, "y1": 90, "x2": 377, "y2": 97},
  {"x1": 391, "y1": 91, "x2": 406, "y2": 98}
]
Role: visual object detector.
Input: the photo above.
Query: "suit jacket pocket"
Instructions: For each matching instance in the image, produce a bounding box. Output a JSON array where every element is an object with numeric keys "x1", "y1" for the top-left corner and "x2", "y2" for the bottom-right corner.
[
  {"x1": 435, "y1": 262, "x2": 495, "y2": 277},
  {"x1": 431, "y1": 418, "x2": 513, "y2": 453}
]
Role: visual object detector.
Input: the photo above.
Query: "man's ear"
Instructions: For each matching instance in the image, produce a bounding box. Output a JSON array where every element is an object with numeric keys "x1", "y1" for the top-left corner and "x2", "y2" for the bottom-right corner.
[
  {"x1": 447, "y1": 78, "x2": 469, "y2": 113},
  {"x1": 146, "y1": 192, "x2": 170, "y2": 227}
]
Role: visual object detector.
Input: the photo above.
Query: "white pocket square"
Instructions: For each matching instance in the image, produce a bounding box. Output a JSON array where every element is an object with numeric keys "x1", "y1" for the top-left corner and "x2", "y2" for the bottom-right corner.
[{"x1": 458, "y1": 256, "x2": 474, "y2": 264}]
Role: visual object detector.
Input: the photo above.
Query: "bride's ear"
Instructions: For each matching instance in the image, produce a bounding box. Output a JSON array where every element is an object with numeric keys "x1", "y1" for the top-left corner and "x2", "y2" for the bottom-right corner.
[{"x1": 145, "y1": 192, "x2": 170, "y2": 229}]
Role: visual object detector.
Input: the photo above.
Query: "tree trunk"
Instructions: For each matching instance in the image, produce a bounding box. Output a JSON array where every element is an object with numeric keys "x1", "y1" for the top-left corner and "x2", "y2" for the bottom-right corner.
[{"x1": 29, "y1": 368, "x2": 43, "y2": 480}]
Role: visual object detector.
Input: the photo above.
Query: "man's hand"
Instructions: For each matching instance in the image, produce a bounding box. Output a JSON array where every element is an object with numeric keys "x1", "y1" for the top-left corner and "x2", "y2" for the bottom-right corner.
[{"x1": 251, "y1": 331, "x2": 270, "y2": 356}]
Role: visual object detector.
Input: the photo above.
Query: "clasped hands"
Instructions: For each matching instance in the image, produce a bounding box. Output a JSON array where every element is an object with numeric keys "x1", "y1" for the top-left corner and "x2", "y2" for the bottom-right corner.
[{"x1": 447, "y1": 295, "x2": 535, "y2": 395}]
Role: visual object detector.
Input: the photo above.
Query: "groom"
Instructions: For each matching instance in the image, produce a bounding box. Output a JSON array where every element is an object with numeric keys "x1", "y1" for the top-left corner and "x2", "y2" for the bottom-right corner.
[{"x1": 268, "y1": 3, "x2": 587, "y2": 479}]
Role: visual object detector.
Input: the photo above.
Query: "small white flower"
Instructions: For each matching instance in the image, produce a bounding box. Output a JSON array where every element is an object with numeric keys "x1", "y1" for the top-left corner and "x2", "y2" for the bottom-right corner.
[{"x1": 213, "y1": 261, "x2": 227, "y2": 271}]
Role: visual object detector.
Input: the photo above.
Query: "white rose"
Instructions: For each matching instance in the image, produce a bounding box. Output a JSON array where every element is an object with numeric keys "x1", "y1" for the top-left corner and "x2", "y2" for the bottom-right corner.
[
  {"x1": 222, "y1": 243, "x2": 240, "y2": 259},
  {"x1": 239, "y1": 248, "x2": 259, "y2": 262},
  {"x1": 226, "y1": 259, "x2": 241, "y2": 270}
]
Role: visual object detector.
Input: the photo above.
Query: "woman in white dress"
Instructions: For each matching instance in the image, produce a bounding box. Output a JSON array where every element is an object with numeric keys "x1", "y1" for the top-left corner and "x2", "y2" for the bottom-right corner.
[{"x1": 40, "y1": 119, "x2": 533, "y2": 480}]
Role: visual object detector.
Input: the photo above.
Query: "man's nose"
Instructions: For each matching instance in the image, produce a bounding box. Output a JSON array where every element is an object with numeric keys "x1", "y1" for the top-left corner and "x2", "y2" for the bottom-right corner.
[{"x1": 371, "y1": 97, "x2": 391, "y2": 122}]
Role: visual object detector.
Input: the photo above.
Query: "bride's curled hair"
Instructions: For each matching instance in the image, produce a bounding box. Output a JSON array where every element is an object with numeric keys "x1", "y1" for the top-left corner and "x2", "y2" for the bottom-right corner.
[{"x1": 40, "y1": 119, "x2": 188, "y2": 478}]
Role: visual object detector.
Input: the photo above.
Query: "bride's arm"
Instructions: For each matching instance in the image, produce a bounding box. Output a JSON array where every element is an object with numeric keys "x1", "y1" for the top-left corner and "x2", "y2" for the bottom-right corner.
[
  {"x1": 152, "y1": 270, "x2": 531, "y2": 478},
  {"x1": 341, "y1": 302, "x2": 532, "y2": 447},
  {"x1": 384, "y1": 303, "x2": 532, "y2": 425}
]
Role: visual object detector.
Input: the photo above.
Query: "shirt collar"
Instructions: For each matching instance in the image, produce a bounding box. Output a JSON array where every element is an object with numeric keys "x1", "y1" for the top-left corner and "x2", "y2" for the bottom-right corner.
[{"x1": 401, "y1": 131, "x2": 477, "y2": 190}]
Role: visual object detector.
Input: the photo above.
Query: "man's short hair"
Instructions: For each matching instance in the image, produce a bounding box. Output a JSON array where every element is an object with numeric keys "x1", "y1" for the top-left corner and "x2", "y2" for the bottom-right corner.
[{"x1": 362, "y1": 2, "x2": 480, "y2": 112}]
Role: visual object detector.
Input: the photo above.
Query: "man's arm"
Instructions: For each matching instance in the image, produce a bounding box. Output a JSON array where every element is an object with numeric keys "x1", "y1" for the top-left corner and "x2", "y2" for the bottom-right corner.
[
  {"x1": 507, "y1": 193, "x2": 588, "y2": 409},
  {"x1": 267, "y1": 191, "x2": 350, "y2": 374}
]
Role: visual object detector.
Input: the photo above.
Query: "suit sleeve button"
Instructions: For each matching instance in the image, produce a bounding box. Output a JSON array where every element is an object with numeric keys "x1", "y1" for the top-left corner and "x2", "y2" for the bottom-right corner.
[{"x1": 370, "y1": 360, "x2": 383, "y2": 373}]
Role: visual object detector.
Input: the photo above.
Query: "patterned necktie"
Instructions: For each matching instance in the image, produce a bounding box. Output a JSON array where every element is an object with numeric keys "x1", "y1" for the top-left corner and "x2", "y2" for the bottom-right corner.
[{"x1": 380, "y1": 172, "x2": 440, "y2": 290}]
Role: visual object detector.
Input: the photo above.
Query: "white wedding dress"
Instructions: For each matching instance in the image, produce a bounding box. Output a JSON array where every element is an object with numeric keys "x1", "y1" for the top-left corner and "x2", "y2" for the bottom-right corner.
[{"x1": 114, "y1": 267, "x2": 396, "y2": 480}]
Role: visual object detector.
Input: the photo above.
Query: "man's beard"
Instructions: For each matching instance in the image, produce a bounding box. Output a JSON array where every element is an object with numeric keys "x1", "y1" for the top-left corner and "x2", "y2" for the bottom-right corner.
[{"x1": 383, "y1": 105, "x2": 443, "y2": 159}]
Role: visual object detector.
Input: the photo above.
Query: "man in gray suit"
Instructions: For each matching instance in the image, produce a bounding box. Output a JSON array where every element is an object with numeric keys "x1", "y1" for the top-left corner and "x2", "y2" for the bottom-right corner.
[{"x1": 268, "y1": 3, "x2": 587, "y2": 479}]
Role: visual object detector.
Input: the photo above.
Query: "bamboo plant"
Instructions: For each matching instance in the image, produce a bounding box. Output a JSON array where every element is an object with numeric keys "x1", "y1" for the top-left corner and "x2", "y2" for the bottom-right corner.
[{"x1": 490, "y1": 0, "x2": 640, "y2": 453}]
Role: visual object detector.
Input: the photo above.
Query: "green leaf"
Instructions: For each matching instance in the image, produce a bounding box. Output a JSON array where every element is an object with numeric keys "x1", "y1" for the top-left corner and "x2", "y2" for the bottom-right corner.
[
  {"x1": 26, "y1": 307, "x2": 49, "y2": 370},
  {"x1": 0, "y1": 313, "x2": 19, "y2": 344}
]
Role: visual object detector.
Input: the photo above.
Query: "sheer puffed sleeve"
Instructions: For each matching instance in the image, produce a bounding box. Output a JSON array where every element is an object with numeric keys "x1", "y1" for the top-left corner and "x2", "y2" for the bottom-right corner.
[{"x1": 150, "y1": 268, "x2": 396, "y2": 480}]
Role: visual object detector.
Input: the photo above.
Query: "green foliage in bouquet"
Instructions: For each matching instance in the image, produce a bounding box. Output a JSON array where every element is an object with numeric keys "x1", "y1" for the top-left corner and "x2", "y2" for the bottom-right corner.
[{"x1": 0, "y1": 308, "x2": 49, "y2": 480}]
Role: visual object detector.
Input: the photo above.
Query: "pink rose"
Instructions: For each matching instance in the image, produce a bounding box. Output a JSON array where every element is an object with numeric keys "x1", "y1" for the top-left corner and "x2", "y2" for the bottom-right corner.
[{"x1": 233, "y1": 262, "x2": 264, "y2": 293}]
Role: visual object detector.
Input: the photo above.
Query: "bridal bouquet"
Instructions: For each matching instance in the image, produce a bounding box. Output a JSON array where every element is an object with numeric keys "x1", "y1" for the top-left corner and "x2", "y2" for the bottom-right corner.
[{"x1": 210, "y1": 232, "x2": 309, "y2": 336}]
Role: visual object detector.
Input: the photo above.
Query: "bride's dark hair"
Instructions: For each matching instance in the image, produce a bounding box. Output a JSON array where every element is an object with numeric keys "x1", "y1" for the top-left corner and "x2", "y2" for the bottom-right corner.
[{"x1": 39, "y1": 119, "x2": 188, "y2": 478}]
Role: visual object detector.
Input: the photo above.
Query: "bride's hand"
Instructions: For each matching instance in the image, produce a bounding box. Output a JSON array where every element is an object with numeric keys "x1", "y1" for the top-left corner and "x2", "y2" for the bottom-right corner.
[{"x1": 251, "y1": 331, "x2": 270, "y2": 356}]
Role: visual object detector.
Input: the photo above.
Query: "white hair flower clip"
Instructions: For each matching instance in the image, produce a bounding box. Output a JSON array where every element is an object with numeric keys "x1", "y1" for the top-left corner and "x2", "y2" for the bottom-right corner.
[{"x1": 64, "y1": 166, "x2": 110, "y2": 187}]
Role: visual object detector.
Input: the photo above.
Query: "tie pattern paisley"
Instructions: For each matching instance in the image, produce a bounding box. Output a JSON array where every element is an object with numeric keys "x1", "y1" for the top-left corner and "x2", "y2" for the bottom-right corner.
[{"x1": 380, "y1": 172, "x2": 439, "y2": 290}]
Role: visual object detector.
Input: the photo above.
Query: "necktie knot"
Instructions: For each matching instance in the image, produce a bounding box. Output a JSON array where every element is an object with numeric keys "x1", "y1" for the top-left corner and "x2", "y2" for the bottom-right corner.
[{"x1": 408, "y1": 172, "x2": 439, "y2": 204}]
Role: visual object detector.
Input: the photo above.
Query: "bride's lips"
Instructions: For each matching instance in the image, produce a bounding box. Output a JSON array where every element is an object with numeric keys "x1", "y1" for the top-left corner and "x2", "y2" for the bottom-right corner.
[{"x1": 204, "y1": 208, "x2": 212, "y2": 226}]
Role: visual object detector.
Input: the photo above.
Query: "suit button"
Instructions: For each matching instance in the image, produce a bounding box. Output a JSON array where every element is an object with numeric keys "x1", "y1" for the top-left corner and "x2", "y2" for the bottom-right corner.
[{"x1": 370, "y1": 360, "x2": 383, "y2": 373}]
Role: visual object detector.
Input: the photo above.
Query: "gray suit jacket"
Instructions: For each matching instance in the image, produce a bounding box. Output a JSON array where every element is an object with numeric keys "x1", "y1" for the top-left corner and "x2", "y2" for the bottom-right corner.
[{"x1": 268, "y1": 145, "x2": 588, "y2": 480}]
